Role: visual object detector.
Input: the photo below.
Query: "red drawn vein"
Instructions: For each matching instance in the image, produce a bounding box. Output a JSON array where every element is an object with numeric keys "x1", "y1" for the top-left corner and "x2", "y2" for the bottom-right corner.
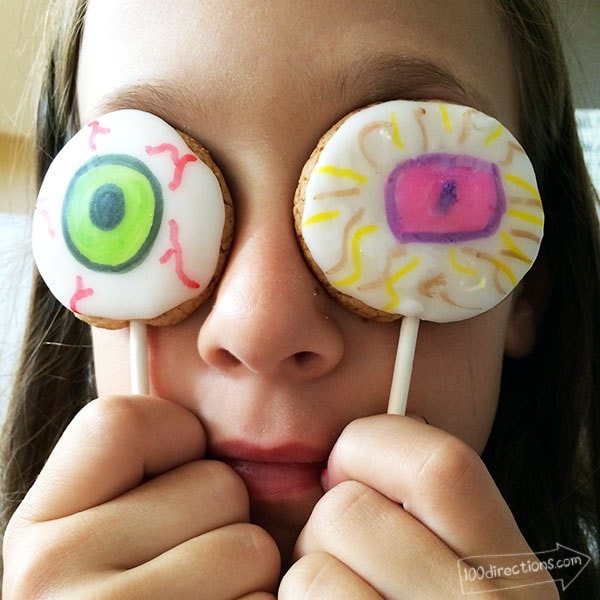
[
  {"x1": 39, "y1": 210, "x2": 55, "y2": 238},
  {"x1": 159, "y1": 219, "x2": 200, "y2": 288},
  {"x1": 70, "y1": 275, "x2": 94, "y2": 313},
  {"x1": 88, "y1": 120, "x2": 111, "y2": 151},
  {"x1": 145, "y1": 143, "x2": 198, "y2": 190},
  {"x1": 35, "y1": 197, "x2": 55, "y2": 238}
]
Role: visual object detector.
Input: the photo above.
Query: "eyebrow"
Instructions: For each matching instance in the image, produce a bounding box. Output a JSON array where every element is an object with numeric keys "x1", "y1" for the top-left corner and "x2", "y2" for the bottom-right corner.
[
  {"x1": 87, "y1": 82, "x2": 204, "y2": 132},
  {"x1": 331, "y1": 53, "x2": 495, "y2": 117},
  {"x1": 87, "y1": 54, "x2": 495, "y2": 136}
]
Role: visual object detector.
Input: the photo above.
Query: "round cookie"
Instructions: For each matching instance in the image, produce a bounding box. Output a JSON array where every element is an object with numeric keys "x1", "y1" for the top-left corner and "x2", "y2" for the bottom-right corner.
[
  {"x1": 295, "y1": 100, "x2": 543, "y2": 323},
  {"x1": 32, "y1": 109, "x2": 233, "y2": 329}
]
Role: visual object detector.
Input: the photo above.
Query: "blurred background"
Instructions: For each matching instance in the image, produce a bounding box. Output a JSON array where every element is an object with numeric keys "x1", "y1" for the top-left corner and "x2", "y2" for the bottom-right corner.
[{"x1": 0, "y1": 0, "x2": 599, "y2": 414}]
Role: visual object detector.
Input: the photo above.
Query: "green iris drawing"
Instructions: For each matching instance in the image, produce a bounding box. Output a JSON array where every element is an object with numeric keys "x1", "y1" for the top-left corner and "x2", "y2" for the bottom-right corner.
[{"x1": 62, "y1": 154, "x2": 163, "y2": 272}]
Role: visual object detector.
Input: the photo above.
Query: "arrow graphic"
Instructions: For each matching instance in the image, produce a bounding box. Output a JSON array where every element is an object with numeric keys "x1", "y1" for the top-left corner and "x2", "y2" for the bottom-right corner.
[{"x1": 457, "y1": 543, "x2": 591, "y2": 594}]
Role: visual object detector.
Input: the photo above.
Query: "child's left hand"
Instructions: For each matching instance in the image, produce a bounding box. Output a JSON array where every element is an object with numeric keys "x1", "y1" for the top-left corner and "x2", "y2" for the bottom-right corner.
[{"x1": 280, "y1": 414, "x2": 559, "y2": 598}]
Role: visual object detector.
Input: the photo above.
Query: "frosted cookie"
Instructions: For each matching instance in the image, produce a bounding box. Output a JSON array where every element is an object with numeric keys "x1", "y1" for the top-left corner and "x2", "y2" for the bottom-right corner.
[
  {"x1": 295, "y1": 100, "x2": 543, "y2": 323},
  {"x1": 33, "y1": 109, "x2": 233, "y2": 329}
]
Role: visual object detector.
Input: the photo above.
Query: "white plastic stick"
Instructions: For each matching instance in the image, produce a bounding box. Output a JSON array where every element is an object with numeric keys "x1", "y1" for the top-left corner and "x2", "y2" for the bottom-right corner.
[
  {"x1": 387, "y1": 316, "x2": 420, "y2": 415},
  {"x1": 129, "y1": 320, "x2": 149, "y2": 395}
]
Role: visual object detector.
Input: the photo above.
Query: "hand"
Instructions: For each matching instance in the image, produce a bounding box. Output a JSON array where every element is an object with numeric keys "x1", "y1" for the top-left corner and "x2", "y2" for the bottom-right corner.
[
  {"x1": 280, "y1": 414, "x2": 558, "y2": 599},
  {"x1": 2, "y1": 395, "x2": 280, "y2": 599}
]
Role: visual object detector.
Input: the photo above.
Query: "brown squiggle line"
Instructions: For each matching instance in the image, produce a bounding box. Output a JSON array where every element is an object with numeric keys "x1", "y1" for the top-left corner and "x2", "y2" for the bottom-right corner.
[
  {"x1": 507, "y1": 196, "x2": 543, "y2": 209},
  {"x1": 510, "y1": 228, "x2": 541, "y2": 243},
  {"x1": 358, "y1": 246, "x2": 406, "y2": 291},
  {"x1": 493, "y1": 270, "x2": 506, "y2": 295},
  {"x1": 501, "y1": 249, "x2": 531, "y2": 264},
  {"x1": 440, "y1": 290, "x2": 481, "y2": 310},
  {"x1": 414, "y1": 108, "x2": 428, "y2": 152},
  {"x1": 499, "y1": 141, "x2": 525, "y2": 167},
  {"x1": 418, "y1": 274, "x2": 482, "y2": 310},
  {"x1": 462, "y1": 247, "x2": 507, "y2": 295},
  {"x1": 314, "y1": 187, "x2": 361, "y2": 200},
  {"x1": 358, "y1": 121, "x2": 391, "y2": 169},
  {"x1": 458, "y1": 109, "x2": 477, "y2": 144},
  {"x1": 416, "y1": 270, "x2": 482, "y2": 309},
  {"x1": 326, "y1": 207, "x2": 366, "y2": 275},
  {"x1": 417, "y1": 273, "x2": 446, "y2": 298}
]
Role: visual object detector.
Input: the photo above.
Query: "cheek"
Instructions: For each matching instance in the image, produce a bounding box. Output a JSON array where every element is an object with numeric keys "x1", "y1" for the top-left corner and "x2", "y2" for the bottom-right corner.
[
  {"x1": 92, "y1": 326, "x2": 132, "y2": 395},
  {"x1": 409, "y1": 300, "x2": 511, "y2": 453},
  {"x1": 92, "y1": 305, "x2": 209, "y2": 399}
]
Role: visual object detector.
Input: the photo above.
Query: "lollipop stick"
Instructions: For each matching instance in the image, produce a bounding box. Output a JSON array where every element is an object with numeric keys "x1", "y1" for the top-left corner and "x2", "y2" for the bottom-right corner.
[
  {"x1": 387, "y1": 316, "x2": 420, "y2": 415},
  {"x1": 129, "y1": 320, "x2": 149, "y2": 395}
]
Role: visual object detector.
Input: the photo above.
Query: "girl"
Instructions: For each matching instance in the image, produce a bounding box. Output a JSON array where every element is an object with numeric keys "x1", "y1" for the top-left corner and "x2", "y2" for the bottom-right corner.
[{"x1": 2, "y1": 0, "x2": 599, "y2": 597}]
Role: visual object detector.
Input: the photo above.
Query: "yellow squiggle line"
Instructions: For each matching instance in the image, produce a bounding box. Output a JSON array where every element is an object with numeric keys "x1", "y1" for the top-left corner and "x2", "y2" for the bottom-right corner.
[
  {"x1": 390, "y1": 112, "x2": 405, "y2": 150},
  {"x1": 507, "y1": 208, "x2": 544, "y2": 227},
  {"x1": 439, "y1": 104, "x2": 452, "y2": 132},
  {"x1": 319, "y1": 165, "x2": 368, "y2": 184},
  {"x1": 383, "y1": 257, "x2": 420, "y2": 311},
  {"x1": 504, "y1": 173, "x2": 541, "y2": 200},
  {"x1": 483, "y1": 254, "x2": 517, "y2": 287},
  {"x1": 485, "y1": 125, "x2": 503, "y2": 145},
  {"x1": 303, "y1": 211, "x2": 341, "y2": 226},
  {"x1": 500, "y1": 231, "x2": 532, "y2": 264},
  {"x1": 448, "y1": 247, "x2": 480, "y2": 279},
  {"x1": 334, "y1": 225, "x2": 378, "y2": 286}
]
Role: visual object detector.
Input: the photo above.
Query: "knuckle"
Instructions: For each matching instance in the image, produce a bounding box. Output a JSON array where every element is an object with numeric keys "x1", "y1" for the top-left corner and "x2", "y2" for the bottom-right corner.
[
  {"x1": 311, "y1": 480, "x2": 376, "y2": 538},
  {"x1": 75, "y1": 395, "x2": 146, "y2": 439},
  {"x1": 61, "y1": 396, "x2": 149, "y2": 460},
  {"x1": 416, "y1": 434, "x2": 482, "y2": 494},
  {"x1": 3, "y1": 527, "x2": 69, "y2": 599},
  {"x1": 280, "y1": 553, "x2": 333, "y2": 599},
  {"x1": 195, "y1": 459, "x2": 250, "y2": 514},
  {"x1": 224, "y1": 523, "x2": 280, "y2": 587},
  {"x1": 243, "y1": 523, "x2": 281, "y2": 565},
  {"x1": 203, "y1": 459, "x2": 249, "y2": 497}
]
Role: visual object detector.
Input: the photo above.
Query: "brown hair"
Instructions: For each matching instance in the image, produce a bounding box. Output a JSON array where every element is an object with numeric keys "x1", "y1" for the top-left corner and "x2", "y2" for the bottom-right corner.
[
  {"x1": 485, "y1": 2, "x2": 600, "y2": 596},
  {"x1": 1, "y1": 0, "x2": 92, "y2": 526},
  {"x1": 2, "y1": 0, "x2": 599, "y2": 595}
]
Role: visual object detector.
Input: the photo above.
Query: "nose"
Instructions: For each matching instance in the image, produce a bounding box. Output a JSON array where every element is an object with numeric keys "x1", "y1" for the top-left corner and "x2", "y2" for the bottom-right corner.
[{"x1": 197, "y1": 207, "x2": 345, "y2": 381}]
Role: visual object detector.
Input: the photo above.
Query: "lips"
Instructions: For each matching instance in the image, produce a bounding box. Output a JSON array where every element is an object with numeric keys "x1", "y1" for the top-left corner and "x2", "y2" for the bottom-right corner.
[{"x1": 209, "y1": 442, "x2": 328, "y2": 500}]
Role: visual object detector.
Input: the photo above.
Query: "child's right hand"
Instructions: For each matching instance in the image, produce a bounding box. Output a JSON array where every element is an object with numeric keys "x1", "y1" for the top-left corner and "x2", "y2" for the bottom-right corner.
[{"x1": 2, "y1": 395, "x2": 280, "y2": 599}]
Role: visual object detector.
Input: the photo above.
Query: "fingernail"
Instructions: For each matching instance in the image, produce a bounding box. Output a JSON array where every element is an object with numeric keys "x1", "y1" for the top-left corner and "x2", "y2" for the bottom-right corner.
[{"x1": 321, "y1": 466, "x2": 329, "y2": 490}]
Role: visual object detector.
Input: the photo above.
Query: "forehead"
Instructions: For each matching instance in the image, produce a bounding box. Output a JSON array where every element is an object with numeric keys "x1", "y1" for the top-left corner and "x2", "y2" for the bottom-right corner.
[{"x1": 78, "y1": 0, "x2": 518, "y2": 140}]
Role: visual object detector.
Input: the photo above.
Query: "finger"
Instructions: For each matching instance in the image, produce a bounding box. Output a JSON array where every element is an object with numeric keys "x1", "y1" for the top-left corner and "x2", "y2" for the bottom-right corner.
[
  {"x1": 110, "y1": 523, "x2": 280, "y2": 600},
  {"x1": 56, "y1": 460, "x2": 250, "y2": 570},
  {"x1": 17, "y1": 395, "x2": 206, "y2": 522},
  {"x1": 295, "y1": 481, "x2": 460, "y2": 598},
  {"x1": 280, "y1": 551, "x2": 382, "y2": 599},
  {"x1": 325, "y1": 414, "x2": 529, "y2": 558}
]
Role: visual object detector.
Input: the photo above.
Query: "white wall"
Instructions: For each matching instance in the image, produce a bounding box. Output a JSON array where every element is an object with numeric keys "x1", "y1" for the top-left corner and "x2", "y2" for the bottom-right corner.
[{"x1": 0, "y1": 0, "x2": 45, "y2": 136}]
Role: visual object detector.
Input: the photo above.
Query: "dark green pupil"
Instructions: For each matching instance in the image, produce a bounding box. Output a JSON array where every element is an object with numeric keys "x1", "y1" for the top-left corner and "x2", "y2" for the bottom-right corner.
[{"x1": 89, "y1": 183, "x2": 125, "y2": 231}]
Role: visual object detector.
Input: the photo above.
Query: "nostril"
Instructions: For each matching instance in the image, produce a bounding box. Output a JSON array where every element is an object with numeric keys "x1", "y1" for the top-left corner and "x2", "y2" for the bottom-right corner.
[
  {"x1": 293, "y1": 351, "x2": 318, "y2": 367},
  {"x1": 213, "y1": 348, "x2": 241, "y2": 369},
  {"x1": 291, "y1": 350, "x2": 333, "y2": 378}
]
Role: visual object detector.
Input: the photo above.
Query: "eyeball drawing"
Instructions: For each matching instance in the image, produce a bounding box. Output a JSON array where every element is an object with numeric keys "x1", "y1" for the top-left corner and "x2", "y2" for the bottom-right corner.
[
  {"x1": 32, "y1": 109, "x2": 233, "y2": 328},
  {"x1": 294, "y1": 100, "x2": 543, "y2": 323}
]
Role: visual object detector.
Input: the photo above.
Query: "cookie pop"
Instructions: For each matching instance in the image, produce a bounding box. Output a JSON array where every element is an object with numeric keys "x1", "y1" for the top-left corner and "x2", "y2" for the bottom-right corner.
[
  {"x1": 294, "y1": 100, "x2": 543, "y2": 414},
  {"x1": 32, "y1": 109, "x2": 233, "y2": 393}
]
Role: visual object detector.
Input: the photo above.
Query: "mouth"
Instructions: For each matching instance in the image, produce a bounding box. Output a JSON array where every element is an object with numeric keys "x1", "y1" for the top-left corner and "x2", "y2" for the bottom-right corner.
[
  {"x1": 209, "y1": 442, "x2": 328, "y2": 501},
  {"x1": 224, "y1": 459, "x2": 326, "y2": 500}
]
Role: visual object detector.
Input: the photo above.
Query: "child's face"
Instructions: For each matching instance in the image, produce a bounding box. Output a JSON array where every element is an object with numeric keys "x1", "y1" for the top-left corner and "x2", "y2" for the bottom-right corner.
[{"x1": 84, "y1": 0, "x2": 534, "y2": 558}]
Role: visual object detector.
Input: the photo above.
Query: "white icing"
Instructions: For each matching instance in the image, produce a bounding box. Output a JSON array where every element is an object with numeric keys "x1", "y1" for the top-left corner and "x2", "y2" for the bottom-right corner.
[
  {"x1": 32, "y1": 109, "x2": 226, "y2": 322},
  {"x1": 298, "y1": 100, "x2": 543, "y2": 322}
]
